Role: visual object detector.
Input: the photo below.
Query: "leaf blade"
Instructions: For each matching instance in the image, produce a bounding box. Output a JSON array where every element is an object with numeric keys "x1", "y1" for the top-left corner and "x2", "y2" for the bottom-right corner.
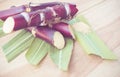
[
  {"x1": 2, "y1": 30, "x2": 27, "y2": 50},
  {"x1": 0, "y1": 20, "x2": 6, "y2": 37},
  {"x1": 26, "y1": 38, "x2": 50, "y2": 65},
  {"x1": 49, "y1": 38, "x2": 73, "y2": 71},
  {"x1": 69, "y1": 14, "x2": 117, "y2": 60},
  {"x1": 2, "y1": 30, "x2": 34, "y2": 62}
]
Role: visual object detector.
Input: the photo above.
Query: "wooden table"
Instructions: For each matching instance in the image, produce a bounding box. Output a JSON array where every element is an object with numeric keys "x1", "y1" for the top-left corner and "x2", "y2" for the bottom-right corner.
[{"x1": 0, "y1": 0, "x2": 120, "y2": 77}]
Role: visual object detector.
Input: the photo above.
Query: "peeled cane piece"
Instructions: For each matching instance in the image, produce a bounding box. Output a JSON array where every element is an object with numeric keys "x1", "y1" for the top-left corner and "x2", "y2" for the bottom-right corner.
[
  {"x1": 27, "y1": 26, "x2": 65, "y2": 49},
  {"x1": 3, "y1": 4, "x2": 78, "y2": 33},
  {"x1": 52, "y1": 22, "x2": 75, "y2": 39}
]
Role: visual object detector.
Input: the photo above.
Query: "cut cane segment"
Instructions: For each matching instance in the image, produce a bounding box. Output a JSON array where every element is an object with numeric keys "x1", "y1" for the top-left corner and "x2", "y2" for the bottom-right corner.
[
  {"x1": 28, "y1": 26, "x2": 65, "y2": 49},
  {"x1": 3, "y1": 4, "x2": 78, "y2": 33},
  {"x1": 52, "y1": 22, "x2": 75, "y2": 39},
  {"x1": 0, "y1": 2, "x2": 77, "y2": 20},
  {"x1": 0, "y1": 2, "x2": 61, "y2": 20},
  {"x1": 3, "y1": 13, "x2": 28, "y2": 33}
]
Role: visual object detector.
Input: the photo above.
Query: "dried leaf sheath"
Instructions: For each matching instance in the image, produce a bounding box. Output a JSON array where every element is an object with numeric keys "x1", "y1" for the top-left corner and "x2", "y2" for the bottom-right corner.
[{"x1": 2, "y1": 30, "x2": 34, "y2": 62}]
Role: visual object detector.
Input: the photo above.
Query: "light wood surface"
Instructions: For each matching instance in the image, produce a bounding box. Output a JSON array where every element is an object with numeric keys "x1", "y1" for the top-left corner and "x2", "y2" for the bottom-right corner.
[{"x1": 0, "y1": 0, "x2": 120, "y2": 77}]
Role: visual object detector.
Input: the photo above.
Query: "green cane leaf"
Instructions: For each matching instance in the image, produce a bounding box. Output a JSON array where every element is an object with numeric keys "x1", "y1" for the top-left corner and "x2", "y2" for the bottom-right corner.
[
  {"x1": 0, "y1": 20, "x2": 6, "y2": 37},
  {"x1": 0, "y1": 26, "x2": 5, "y2": 37},
  {"x1": 69, "y1": 14, "x2": 91, "y2": 26},
  {"x1": 25, "y1": 38, "x2": 50, "y2": 65},
  {"x1": 3, "y1": 30, "x2": 27, "y2": 50},
  {"x1": 49, "y1": 38, "x2": 73, "y2": 71},
  {"x1": 69, "y1": 14, "x2": 117, "y2": 60},
  {"x1": 0, "y1": 20, "x2": 3, "y2": 26},
  {"x1": 75, "y1": 31, "x2": 117, "y2": 59},
  {"x1": 2, "y1": 30, "x2": 34, "y2": 62}
]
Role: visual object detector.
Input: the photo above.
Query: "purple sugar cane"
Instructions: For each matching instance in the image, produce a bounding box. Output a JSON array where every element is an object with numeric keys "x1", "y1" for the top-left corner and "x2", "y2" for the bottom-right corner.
[
  {"x1": 52, "y1": 22, "x2": 75, "y2": 39},
  {"x1": 3, "y1": 4, "x2": 78, "y2": 33},
  {"x1": 0, "y1": 2, "x2": 76, "y2": 20},
  {"x1": 0, "y1": 2, "x2": 62, "y2": 20},
  {"x1": 27, "y1": 22, "x2": 75, "y2": 39},
  {"x1": 26, "y1": 22, "x2": 77, "y2": 49},
  {"x1": 27, "y1": 26, "x2": 65, "y2": 49},
  {"x1": 0, "y1": 6, "x2": 27, "y2": 20}
]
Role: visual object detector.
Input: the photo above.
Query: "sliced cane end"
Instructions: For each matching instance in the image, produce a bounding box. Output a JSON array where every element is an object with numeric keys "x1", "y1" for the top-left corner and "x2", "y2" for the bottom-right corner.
[
  {"x1": 53, "y1": 31, "x2": 65, "y2": 49},
  {"x1": 3, "y1": 17, "x2": 14, "y2": 33}
]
